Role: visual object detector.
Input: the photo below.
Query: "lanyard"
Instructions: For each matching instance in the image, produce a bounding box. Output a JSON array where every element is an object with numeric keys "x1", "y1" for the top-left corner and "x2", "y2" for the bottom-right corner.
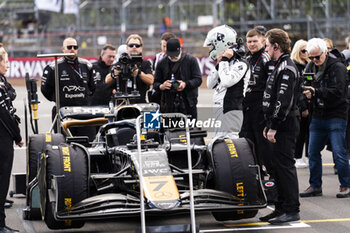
[
  {"x1": 68, "y1": 64, "x2": 82, "y2": 79},
  {"x1": 251, "y1": 53, "x2": 263, "y2": 72},
  {"x1": 266, "y1": 56, "x2": 283, "y2": 83}
]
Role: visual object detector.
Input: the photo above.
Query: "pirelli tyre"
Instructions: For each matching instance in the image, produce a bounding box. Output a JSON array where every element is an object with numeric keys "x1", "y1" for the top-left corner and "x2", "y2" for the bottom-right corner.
[
  {"x1": 210, "y1": 137, "x2": 260, "y2": 221},
  {"x1": 42, "y1": 143, "x2": 88, "y2": 229},
  {"x1": 165, "y1": 128, "x2": 206, "y2": 146},
  {"x1": 165, "y1": 128, "x2": 207, "y2": 170},
  {"x1": 27, "y1": 133, "x2": 65, "y2": 186}
]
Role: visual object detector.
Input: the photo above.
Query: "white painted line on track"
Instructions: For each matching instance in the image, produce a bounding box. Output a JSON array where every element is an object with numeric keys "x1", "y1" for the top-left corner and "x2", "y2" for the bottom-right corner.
[
  {"x1": 200, "y1": 222, "x2": 310, "y2": 232},
  {"x1": 16, "y1": 208, "x2": 36, "y2": 233}
]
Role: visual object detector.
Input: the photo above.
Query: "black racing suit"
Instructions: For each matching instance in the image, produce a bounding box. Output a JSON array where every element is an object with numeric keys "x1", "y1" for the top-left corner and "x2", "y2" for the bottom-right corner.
[
  {"x1": 89, "y1": 57, "x2": 114, "y2": 106},
  {"x1": 0, "y1": 75, "x2": 22, "y2": 228},
  {"x1": 240, "y1": 48, "x2": 275, "y2": 176},
  {"x1": 262, "y1": 53, "x2": 300, "y2": 214},
  {"x1": 41, "y1": 56, "x2": 96, "y2": 140}
]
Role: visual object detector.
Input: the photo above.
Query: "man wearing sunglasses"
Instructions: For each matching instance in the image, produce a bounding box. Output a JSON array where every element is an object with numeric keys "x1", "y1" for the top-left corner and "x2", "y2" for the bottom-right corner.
[
  {"x1": 106, "y1": 34, "x2": 153, "y2": 103},
  {"x1": 41, "y1": 37, "x2": 96, "y2": 140},
  {"x1": 300, "y1": 38, "x2": 350, "y2": 199}
]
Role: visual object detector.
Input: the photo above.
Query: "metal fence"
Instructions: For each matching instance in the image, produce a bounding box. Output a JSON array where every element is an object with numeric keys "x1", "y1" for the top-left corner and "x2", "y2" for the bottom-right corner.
[{"x1": 1, "y1": 0, "x2": 350, "y2": 58}]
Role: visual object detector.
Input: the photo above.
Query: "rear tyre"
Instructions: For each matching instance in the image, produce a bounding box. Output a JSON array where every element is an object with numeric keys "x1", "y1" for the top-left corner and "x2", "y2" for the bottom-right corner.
[
  {"x1": 43, "y1": 143, "x2": 88, "y2": 229},
  {"x1": 211, "y1": 137, "x2": 259, "y2": 221}
]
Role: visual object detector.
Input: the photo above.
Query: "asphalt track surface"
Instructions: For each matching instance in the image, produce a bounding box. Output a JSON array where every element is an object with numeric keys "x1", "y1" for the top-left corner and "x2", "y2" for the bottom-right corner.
[{"x1": 5, "y1": 86, "x2": 350, "y2": 233}]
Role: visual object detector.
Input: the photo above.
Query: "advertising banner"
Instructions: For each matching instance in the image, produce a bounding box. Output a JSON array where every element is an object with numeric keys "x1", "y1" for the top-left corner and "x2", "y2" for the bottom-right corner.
[{"x1": 6, "y1": 56, "x2": 215, "y2": 79}]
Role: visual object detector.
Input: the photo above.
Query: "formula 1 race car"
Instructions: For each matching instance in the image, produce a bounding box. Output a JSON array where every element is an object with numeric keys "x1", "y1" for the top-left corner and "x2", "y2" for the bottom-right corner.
[{"x1": 23, "y1": 74, "x2": 267, "y2": 231}]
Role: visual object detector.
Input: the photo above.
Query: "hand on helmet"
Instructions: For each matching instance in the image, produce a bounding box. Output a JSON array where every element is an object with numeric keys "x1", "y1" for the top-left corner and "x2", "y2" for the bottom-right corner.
[{"x1": 222, "y1": 48, "x2": 234, "y2": 59}]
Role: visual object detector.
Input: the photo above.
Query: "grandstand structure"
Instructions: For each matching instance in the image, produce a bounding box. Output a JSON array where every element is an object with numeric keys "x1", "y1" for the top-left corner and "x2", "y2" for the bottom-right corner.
[{"x1": 1, "y1": 0, "x2": 350, "y2": 57}]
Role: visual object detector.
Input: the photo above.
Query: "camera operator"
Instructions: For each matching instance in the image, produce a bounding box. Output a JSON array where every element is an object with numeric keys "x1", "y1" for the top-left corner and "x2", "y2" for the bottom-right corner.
[
  {"x1": 260, "y1": 28, "x2": 300, "y2": 224},
  {"x1": 89, "y1": 44, "x2": 116, "y2": 105},
  {"x1": 105, "y1": 34, "x2": 153, "y2": 103},
  {"x1": 153, "y1": 38, "x2": 202, "y2": 119},
  {"x1": 300, "y1": 38, "x2": 350, "y2": 198},
  {"x1": 41, "y1": 37, "x2": 96, "y2": 140},
  {"x1": 204, "y1": 25, "x2": 250, "y2": 136}
]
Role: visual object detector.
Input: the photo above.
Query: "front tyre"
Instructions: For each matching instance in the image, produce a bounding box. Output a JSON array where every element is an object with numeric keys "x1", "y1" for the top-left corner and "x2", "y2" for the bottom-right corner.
[
  {"x1": 43, "y1": 143, "x2": 88, "y2": 229},
  {"x1": 210, "y1": 137, "x2": 260, "y2": 221}
]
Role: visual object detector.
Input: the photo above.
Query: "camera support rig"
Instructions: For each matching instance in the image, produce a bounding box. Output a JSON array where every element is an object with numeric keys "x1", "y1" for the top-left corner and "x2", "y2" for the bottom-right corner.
[{"x1": 111, "y1": 54, "x2": 143, "y2": 105}]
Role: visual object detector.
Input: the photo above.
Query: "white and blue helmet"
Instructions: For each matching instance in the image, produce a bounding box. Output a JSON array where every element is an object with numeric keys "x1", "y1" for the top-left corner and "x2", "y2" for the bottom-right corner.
[{"x1": 203, "y1": 25, "x2": 237, "y2": 61}]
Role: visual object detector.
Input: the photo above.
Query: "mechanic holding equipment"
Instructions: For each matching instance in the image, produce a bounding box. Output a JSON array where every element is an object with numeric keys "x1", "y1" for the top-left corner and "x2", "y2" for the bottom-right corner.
[
  {"x1": 41, "y1": 37, "x2": 96, "y2": 140},
  {"x1": 89, "y1": 44, "x2": 116, "y2": 106},
  {"x1": 239, "y1": 27, "x2": 274, "y2": 177},
  {"x1": 260, "y1": 29, "x2": 300, "y2": 224},
  {"x1": 105, "y1": 34, "x2": 153, "y2": 103},
  {"x1": 154, "y1": 38, "x2": 202, "y2": 119},
  {"x1": 204, "y1": 25, "x2": 250, "y2": 136},
  {"x1": 300, "y1": 38, "x2": 350, "y2": 198},
  {"x1": 0, "y1": 43, "x2": 24, "y2": 233}
]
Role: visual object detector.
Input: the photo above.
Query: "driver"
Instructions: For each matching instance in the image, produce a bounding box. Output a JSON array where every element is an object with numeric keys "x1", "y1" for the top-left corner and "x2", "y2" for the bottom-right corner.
[{"x1": 204, "y1": 25, "x2": 250, "y2": 137}]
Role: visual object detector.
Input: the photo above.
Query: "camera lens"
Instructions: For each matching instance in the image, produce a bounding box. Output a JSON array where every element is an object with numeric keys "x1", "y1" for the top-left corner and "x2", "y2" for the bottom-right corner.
[{"x1": 172, "y1": 80, "x2": 180, "y2": 89}]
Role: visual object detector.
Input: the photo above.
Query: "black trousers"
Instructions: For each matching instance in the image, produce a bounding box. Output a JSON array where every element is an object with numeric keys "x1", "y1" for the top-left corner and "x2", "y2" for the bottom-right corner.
[
  {"x1": 240, "y1": 108, "x2": 274, "y2": 177},
  {"x1": 272, "y1": 115, "x2": 300, "y2": 213},
  {"x1": 295, "y1": 115, "x2": 310, "y2": 158},
  {"x1": 0, "y1": 133, "x2": 14, "y2": 227}
]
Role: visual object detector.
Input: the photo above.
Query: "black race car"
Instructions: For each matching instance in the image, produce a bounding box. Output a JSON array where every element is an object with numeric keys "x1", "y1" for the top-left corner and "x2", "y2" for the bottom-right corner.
[{"x1": 24, "y1": 103, "x2": 267, "y2": 230}]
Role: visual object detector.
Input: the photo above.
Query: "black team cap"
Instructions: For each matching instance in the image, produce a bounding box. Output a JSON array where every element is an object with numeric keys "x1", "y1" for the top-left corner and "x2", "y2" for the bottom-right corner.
[{"x1": 166, "y1": 38, "x2": 181, "y2": 56}]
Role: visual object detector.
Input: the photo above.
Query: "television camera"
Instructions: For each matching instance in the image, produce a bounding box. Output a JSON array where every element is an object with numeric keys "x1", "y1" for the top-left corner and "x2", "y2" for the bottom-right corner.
[{"x1": 111, "y1": 52, "x2": 143, "y2": 99}]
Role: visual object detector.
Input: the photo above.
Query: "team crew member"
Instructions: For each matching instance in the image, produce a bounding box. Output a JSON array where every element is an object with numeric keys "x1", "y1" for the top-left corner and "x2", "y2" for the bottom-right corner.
[
  {"x1": 106, "y1": 34, "x2": 153, "y2": 103},
  {"x1": 0, "y1": 43, "x2": 24, "y2": 233},
  {"x1": 41, "y1": 37, "x2": 96, "y2": 139},
  {"x1": 240, "y1": 27, "x2": 274, "y2": 175},
  {"x1": 89, "y1": 44, "x2": 116, "y2": 105},
  {"x1": 260, "y1": 29, "x2": 300, "y2": 224},
  {"x1": 204, "y1": 25, "x2": 250, "y2": 136}
]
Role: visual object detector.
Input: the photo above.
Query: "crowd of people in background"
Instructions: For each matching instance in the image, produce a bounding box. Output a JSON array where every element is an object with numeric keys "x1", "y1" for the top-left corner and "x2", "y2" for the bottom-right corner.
[{"x1": 2, "y1": 23, "x2": 350, "y2": 232}]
